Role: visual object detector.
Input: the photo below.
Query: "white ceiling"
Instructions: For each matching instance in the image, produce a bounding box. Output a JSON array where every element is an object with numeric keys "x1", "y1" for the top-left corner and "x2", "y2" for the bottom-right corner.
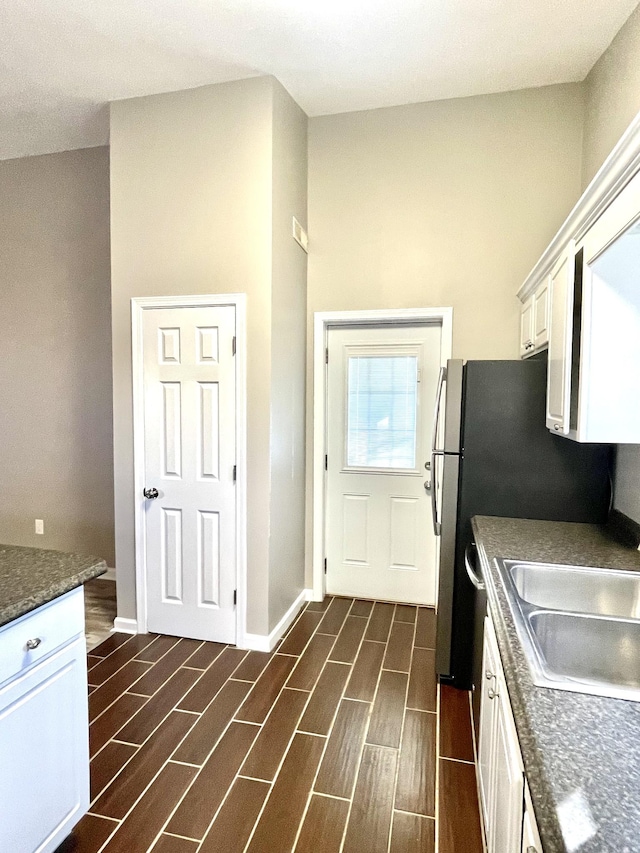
[{"x1": 1, "y1": 0, "x2": 638, "y2": 160}]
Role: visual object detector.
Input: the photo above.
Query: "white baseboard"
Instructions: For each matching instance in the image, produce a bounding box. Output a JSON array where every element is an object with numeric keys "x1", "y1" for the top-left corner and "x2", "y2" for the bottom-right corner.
[
  {"x1": 241, "y1": 589, "x2": 311, "y2": 652},
  {"x1": 112, "y1": 617, "x2": 138, "y2": 635},
  {"x1": 305, "y1": 588, "x2": 322, "y2": 602},
  {"x1": 112, "y1": 588, "x2": 313, "y2": 647},
  {"x1": 241, "y1": 633, "x2": 271, "y2": 652}
]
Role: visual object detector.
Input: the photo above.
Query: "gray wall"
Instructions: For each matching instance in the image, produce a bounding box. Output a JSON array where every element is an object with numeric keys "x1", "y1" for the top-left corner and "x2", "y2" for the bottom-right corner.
[
  {"x1": 110, "y1": 76, "x2": 308, "y2": 635},
  {"x1": 110, "y1": 78, "x2": 275, "y2": 631},
  {"x1": 0, "y1": 147, "x2": 114, "y2": 563},
  {"x1": 582, "y1": 3, "x2": 640, "y2": 188},
  {"x1": 268, "y1": 81, "x2": 308, "y2": 631},
  {"x1": 305, "y1": 83, "x2": 586, "y2": 585},
  {"x1": 582, "y1": 5, "x2": 640, "y2": 524}
]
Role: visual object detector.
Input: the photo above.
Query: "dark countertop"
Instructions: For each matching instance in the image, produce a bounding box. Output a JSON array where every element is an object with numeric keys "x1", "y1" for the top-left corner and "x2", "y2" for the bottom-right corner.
[
  {"x1": 0, "y1": 543, "x2": 107, "y2": 629},
  {"x1": 472, "y1": 515, "x2": 640, "y2": 853}
]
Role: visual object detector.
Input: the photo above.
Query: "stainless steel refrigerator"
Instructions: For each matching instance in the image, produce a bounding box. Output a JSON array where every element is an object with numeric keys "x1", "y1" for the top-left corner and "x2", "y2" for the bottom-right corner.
[{"x1": 431, "y1": 359, "x2": 611, "y2": 694}]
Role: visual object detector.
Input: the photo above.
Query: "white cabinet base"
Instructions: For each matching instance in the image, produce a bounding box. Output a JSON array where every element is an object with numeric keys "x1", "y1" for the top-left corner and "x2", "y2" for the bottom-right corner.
[
  {"x1": 478, "y1": 612, "x2": 541, "y2": 853},
  {"x1": 0, "y1": 590, "x2": 89, "y2": 853}
]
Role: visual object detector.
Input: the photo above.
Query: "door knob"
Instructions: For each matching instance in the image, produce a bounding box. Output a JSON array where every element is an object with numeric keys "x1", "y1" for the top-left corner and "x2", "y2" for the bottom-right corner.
[
  {"x1": 143, "y1": 487, "x2": 159, "y2": 500},
  {"x1": 424, "y1": 480, "x2": 431, "y2": 492}
]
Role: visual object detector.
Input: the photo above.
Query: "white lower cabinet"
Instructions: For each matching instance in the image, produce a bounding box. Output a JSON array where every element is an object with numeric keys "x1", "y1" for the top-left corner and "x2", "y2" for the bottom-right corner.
[
  {"x1": 522, "y1": 782, "x2": 543, "y2": 853},
  {"x1": 492, "y1": 676, "x2": 525, "y2": 852},
  {"x1": 478, "y1": 614, "x2": 500, "y2": 844},
  {"x1": 0, "y1": 589, "x2": 89, "y2": 853},
  {"x1": 478, "y1": 613, "x2": 540, "y2": 853}
]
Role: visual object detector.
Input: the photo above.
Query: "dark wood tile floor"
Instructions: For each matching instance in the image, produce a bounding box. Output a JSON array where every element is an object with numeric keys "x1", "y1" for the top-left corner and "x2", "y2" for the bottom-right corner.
[
  {"x1": 60, "y1": 597, "x2": 483, "y2": 853},
  {"x1": 85, "y1": 578, "x2": 117, "y2": 651}
]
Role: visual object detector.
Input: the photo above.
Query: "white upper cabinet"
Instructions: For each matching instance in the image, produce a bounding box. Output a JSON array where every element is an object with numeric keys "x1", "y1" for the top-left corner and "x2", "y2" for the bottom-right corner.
[
  {"x1": 520, "y1": 277, "x2": 550, "y2": 359},
  {"x1": 576, "y1": 169, "x2": 640, "y2": 443},
  {"x1": 519, "y1": 295, "x2": 534, "y2": 358},
  {"x1": 546, "y1": 241, "x2": 575, "y2": 435},
  {"x1": 517, "y1": 107, "x2": 640, "y2": 442},
  {"x1": 533, "y1": 278, "x2": 550, "y2": 350}
]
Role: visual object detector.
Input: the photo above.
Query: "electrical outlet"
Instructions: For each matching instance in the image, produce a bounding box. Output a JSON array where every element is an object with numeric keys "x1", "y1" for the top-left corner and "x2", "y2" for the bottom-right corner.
[{"x1": 35, "y1": 519, "x2": 44, "y2": 535}]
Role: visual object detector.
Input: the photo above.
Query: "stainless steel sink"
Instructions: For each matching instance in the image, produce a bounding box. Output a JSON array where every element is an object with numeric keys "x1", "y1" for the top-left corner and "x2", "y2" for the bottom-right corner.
[
  {"x1": 529, "y1": 610, "x2": 640, "y2": 696},
  {"x1": 496, "y1": 558, "x2": 640, "y2": 701},
  {"x1": 507, "y1": 560, "x2": 640, "y2": 619}
]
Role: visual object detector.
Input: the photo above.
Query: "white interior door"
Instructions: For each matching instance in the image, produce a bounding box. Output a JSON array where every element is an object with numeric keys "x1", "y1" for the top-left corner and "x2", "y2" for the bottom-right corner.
[
  {"x1": 325, "y1": 324, "x2": 441, "y2": 605},
  {"x1": 142, "y1": 305, "x2": 237, "y2": 643}
]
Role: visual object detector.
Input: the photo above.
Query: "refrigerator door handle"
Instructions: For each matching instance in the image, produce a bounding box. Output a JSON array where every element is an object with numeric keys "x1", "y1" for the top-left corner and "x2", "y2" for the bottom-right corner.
[
  {"x1": 464, "y1": 542, "x2": 485, "y2": 591},
  {"x1": 430, "y1": 366, "x2": 447, "y2": 537},
  {"x1": 431, "y1": 449, "x2": 443, "y2": 536},
  {"x1": 431, "y1": 366, "x2": 447, "y2": 454}
]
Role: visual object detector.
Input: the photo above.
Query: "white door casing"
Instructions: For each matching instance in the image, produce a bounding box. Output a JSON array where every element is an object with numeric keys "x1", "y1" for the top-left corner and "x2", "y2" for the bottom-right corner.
[
  {"x1": 325, "y1": 324, "x2": 442, "y2": 605},
  {"x1": 132, "y1": 295, "x2": 246, "y2": 645}
]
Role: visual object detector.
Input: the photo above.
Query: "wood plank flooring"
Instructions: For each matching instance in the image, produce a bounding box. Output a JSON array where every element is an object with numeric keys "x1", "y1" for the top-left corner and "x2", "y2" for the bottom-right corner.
[
  {"x1": 84, "y1": 578, "x2": 117, "y2": 651},
  {"x1": 60, "y1": 597, "x2": 483, "y2": 853}
]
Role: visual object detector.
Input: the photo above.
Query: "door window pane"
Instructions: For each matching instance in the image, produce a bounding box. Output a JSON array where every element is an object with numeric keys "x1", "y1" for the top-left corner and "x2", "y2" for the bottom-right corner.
[{"x1": 347, "y1": 355, "x2": 418, "y2": 469}]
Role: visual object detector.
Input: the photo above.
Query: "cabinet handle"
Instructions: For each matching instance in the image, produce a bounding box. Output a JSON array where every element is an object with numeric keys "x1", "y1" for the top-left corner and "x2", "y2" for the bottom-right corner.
[
  {"x1": 485, "y1": 670, "x2": 494, "y2": 680},
  {"x1": 25, "y1": 637, "x2": 42, "y2": 650},
  {"x1": 527, "y1": 848, "x2": 538, "y2": 853},
  {"x1": 488, "y1": 687, "x2": 499, "y2": 700}
]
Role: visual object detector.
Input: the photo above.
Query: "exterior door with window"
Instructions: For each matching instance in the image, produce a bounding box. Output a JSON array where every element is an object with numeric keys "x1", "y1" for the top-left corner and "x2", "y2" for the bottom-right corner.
[{"x1": 325, "y1": 324, "x2": 441, "y2": 605}]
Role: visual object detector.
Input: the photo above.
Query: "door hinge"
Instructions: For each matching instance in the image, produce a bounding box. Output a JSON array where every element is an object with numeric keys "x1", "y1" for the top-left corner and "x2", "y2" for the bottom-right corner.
[
  {"x1": 325, "y1": 454, "x2": 328, "y2": 471},
  {"x1": 324, "y1": 558, "x2": 327, "y2": 574},
  {"x1": 233, "y1": 589, "x2": 237, "y2": 606},
  {"x1": 325, "y1": 347, "x2": 329, "y2": 365},
  {"x1": 232, "y1": 336, "x2": 236, "y2": 356},
  {"x1": 233, "y1": 464, "x2": 237, "y2": 482}
]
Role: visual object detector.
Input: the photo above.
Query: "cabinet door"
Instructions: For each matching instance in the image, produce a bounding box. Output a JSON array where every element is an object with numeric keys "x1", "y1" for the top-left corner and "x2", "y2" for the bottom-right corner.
[
  {"x1": 522, "y1": 781, "x2": 542, "y2": 853},
  {"x1": 533, "y1": 278, "x2": 550, "y2": 350},
  {"x1": 522, "y1": 808, "x2": 542, "y2": 853},
  {"x1": 491, "y1": 672, "x2": 525, "y2": 853},
  {"x1": 546, "y1": 241, "x2": 576, "y2": 435},
  {"x1": 0, "y1": 638, "x2": 89, "y2": 853},
  {"x1": 477, "y1": 616, "x2": 499, "y2": 846},
  {"x1": 519, "y1": 296, "x2": 534, "y2": 358}
]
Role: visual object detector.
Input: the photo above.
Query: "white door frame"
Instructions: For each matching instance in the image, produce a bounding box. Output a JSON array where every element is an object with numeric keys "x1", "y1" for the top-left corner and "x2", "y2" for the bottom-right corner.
[
  {"x1": 131, "y1": 294, "x2": 248, "y2": 646},
  {"x1": 312, "y1": 307, "x2": 453, "y2": 602}
]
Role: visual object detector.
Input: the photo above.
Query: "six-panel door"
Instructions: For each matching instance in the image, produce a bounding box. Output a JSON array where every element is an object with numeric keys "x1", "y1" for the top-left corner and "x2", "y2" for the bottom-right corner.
[{"x1": 142, "y1": 305, "x2": 237, "y2": 643}]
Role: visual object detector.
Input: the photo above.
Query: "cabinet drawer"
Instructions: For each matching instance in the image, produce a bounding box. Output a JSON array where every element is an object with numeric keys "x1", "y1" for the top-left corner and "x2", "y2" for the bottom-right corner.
[{"x1": 0, "y1": 587, "x2": 84, "y2": 687}]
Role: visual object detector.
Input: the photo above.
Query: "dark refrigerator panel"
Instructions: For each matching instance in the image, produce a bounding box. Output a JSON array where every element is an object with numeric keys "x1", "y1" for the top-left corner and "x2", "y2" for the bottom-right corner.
[
  {"x1": 440, "y1": 359, "x2": 611, "y2": 690},
  {"x1": 460, "y1": 360, "x2": 611, "y2": 524}
]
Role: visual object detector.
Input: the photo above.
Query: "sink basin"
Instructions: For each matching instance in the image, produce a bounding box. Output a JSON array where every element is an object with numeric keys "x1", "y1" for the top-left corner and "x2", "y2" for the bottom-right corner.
[
  {"x1": 495, "y1": 558, "x2": 640, "y2": 701},
  {"x1": 506, "y1": 560, "x2": 640, "y2": 619},
  {"x1": 529, "y1": 610, "x2": 640, "y2": 697}
]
